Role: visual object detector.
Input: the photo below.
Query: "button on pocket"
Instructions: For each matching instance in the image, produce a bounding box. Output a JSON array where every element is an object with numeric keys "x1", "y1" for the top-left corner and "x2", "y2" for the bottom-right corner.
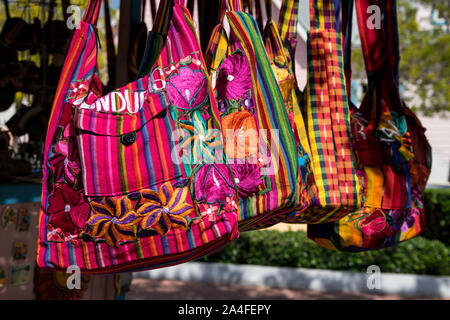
[{"x1": 121, "y1": 131, "x2": 137, "y2": 146}]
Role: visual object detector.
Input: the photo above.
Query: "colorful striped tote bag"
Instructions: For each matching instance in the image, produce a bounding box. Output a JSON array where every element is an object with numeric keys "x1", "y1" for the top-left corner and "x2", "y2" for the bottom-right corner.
[
  {"x1": 307, "y1": 0, "x2": 432, "y2": 251},
  {"x1": 204, "y1": 0, "x2": 300, "y2": 231},
  {"x1": 289, "y1": 0, "x2": 361, "y2": 224},
  {"x1": 245, "y1": 0, "x2": 314, "y2": 229},
  {"x1": 37, "y1": 0, "x2": 239, "y2": 273}
]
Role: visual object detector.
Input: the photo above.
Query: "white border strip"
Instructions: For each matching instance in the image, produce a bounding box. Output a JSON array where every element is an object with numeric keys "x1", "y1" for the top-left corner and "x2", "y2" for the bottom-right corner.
[{"x1": 134, "y1": 262, "x2": 450, "y2": 298}]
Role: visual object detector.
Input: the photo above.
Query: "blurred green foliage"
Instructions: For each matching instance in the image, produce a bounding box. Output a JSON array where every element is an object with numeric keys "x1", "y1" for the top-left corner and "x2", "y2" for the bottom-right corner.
[
  {"x1": 200, "y1": 229, "x2": 450, "y2": 276},
  {"x1": 200, "y1": 188, "x2": 450, "y2": 276},
  {"x1": 350, "y1": 0, "x2": 450, "y2": 116},
  {"x1": 423, "y1": 188, "x2": 450, "y2": 245}
]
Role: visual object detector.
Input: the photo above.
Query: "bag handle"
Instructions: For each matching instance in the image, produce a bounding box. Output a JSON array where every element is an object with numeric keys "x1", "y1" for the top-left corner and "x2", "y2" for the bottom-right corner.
[
  {"x1": 355, "y1": 0, "x2": 404, "y2": 130},
  {"x1": 255, "y1": 0, "x2": 273, "y2": 29},
  {"x1": 355, "y1": 0, "x2": 389, "y2": 72},
  {"x1": 277, "y1": 0, "x2": 299, "y2": 65},
  {"x1": 341, "y1": 0, "x2": 353, "y2": 98},
  {"x1": 226, "y1": 0, "x2": 243, "y2": 11},
  {"x1": 137, "y1": 0, "x2": 175, "y2": 78},
  {"x1": 384, "y1": 0, "x2": 400, "y2": 83},
  {"x1": 310, "y1": 0, "x2": 338, "y2": 30},
  {"x1": 104, "y1": 0, "x2": 116, "y2": 88},
  {"x1": 83, "y1": 0, "x2": 103, "y2": 26}
]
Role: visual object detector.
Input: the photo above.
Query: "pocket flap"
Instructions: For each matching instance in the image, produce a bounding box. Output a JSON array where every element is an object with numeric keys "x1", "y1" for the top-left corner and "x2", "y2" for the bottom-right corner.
[{"x1": 75, "y1": 90, "x2": 168, "y2": 136}]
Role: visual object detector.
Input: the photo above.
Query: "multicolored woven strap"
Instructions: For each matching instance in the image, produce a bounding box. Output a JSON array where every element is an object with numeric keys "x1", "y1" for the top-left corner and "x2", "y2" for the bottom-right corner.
[
  {"x1": 355, "y1": 0, "x2": 389, "y2": 73},
  {"x1": 37, "y1": 0, "x2": 239, "y2": 273},
  {"x1": 278, "y1": 0, "x2": 299, "y2": 66}
]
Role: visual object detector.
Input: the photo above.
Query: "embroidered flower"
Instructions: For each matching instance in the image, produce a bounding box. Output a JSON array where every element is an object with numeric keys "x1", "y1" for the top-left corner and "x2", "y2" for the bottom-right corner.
[
  {"x1": 222, "y1": 111, "x2": 259, "y2": 159},
  {"x1": 195, "y1": 164, "x2": 235, "y2": 204},
  {"x1": 49, "y1": 152, "x2": 80, "y2": 185},
  {"x1": 47, "y1": 184, "x2": 90, "y2": 235},
  {"x1": 401, "y1": 210, "x2": 416, "y2": 233},
  {"x1": 166, "y1": 67, "x2": 208, "y2": 110},
  {"x1": 50, "y1": 123, "x2": 80, "y2": 185},
  {"x1": 137, "y1": 182, "x2": 194, "y2": 237},
  {"x1": 179, "y1": 112, "x2": 222, "y2": 164},
  {"x1": 46, "y1": 225, "x2": 65, "y2": 242},
  {"x1": 359, "y1": 210, "x2": 392, "y2": 238},
  {"x1": 195, "y1": 202, "x2": 220, "y2": 223},
  {"x1": 87, "y1": 197, "x2": 141, "y2": 247},
  {"x1": 239, "y1": 93, "x2": 254, "y2": 112},
  {"x1": 224, "y1": 196, "x2": 239, "y2": 212},
  {"x1": 68, "y1": 79, "x2": 89, "y2": 103},
  {"x1": 216, "y1": 51, "x2": 252, "y2": 101},
  {"x1": 229, "y1": 161, "x2": 263, "y2": 198}
]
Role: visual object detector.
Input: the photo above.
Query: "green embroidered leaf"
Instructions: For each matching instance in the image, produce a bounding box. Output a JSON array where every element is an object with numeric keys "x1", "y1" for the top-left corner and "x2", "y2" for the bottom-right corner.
[
  {"x1": 46, "y1": 169, "x2": 55, "y2": 192},
  {"x1": 80, "y1": 232, "x2": 95, "y2": 242},
  {"x1": 137, "y1": 228, "x2": 159, "y2": 238}
]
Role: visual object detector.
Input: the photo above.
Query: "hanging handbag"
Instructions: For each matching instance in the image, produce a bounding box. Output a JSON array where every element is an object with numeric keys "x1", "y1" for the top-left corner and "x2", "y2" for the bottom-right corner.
[
  {"x1": 204, "y1": 0, "x2": 301, "y2": 231},
  {"x1": 307, "y1": 0, "x2": 432, "y2": 251},
  {"x1": 37, "y1": 0, "x2": 239, "y2": 273},
  {"x1": 276, "y1": 0, "x2": 361, "y2": 224},
  {"x1": 246, "y1": 0, "x2": 313, "y2": 229}
]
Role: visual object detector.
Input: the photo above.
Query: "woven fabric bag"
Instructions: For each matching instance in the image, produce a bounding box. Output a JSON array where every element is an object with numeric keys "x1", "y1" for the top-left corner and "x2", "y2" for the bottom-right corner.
[
  {"x1": 204, "y1": 0, "x2": 301, "y2": 231},
  {"x1": 307, "y1": 0, "x2": 432, "y2": 251},
  {"x1": 287, "y1": 0, "x2": 361, "y2": 224},
  {"x1": 37, "y1": 0, "x2": 239, "y2": 273}
]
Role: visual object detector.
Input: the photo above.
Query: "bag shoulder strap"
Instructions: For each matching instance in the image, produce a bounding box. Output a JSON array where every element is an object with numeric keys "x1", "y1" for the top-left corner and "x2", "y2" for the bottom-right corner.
[
  {"x1": 355, "y1": 0, "x2": 389, "y2": 72},
  {"x1": 310, "y1": 0, "x2": 337, "y2": 30},
  {"x1": 137, "y1": 0, "x2": 175, "y2": 77},
  {"x1": 226, "y1": 0, "x2": 243, "y2": 11},
  {"x1": 83, "y1": 0, "x2": 103, "y2": 26},
  {"x1": 277, "y1": 0, "x2": 299, "y2": 67}
]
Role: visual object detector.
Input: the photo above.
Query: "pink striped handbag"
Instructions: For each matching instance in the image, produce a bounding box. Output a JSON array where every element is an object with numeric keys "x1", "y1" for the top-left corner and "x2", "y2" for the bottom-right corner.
[{"x1": 37, "y1": 0, "x2": 239, "y2": 273}]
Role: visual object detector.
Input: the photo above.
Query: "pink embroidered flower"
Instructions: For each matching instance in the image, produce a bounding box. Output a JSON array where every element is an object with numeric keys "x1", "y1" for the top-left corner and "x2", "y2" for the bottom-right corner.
[
  {"x1": 195, "y1": 203, "x2": 220, "y2": 223},
  {"x1": 46, "y1": 225, "x2": 65, "y2": 242},
  {"x1": 216, "y1": 51, "x2": 252, "y2": 101},
  {"x1": 224, "y1": 196, "x2": 238, "y2": 212},
  {"x1": 49, "y1": 152, "x2": 80, "y2": 185},
  {"x1": 50, "y1": 123, "x2": 80, "y2": 185},
  {"x1": 359, "y1": 210, "x2": 390, "y2": 238},
  {"x1": 166, "y1": 67, "x2": 208, "y2": 110},
  {"x1": 229, "y1": 161, "x2": 263, "y2": 198},
  {"x1": 195, "y1": 164, "x2": 235, "y2": 204},
  {"x1": 47, "y1": 184, "x2": 90, "y2": 235},
  {"x1": 68, "y1": 79, "x2": 89, "y2": 102}
]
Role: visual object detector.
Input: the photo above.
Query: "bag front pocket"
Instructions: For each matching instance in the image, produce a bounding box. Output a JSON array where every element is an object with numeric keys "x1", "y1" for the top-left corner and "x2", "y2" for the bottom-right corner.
[{"x1": 75, "y1": 101, "x2": 181, "y2": 197}]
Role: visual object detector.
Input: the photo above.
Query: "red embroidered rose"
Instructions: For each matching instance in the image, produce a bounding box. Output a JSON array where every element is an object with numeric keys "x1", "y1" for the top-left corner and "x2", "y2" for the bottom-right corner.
[{"x1": 47, "y1": 184, "x2": 90, "y2": 234}]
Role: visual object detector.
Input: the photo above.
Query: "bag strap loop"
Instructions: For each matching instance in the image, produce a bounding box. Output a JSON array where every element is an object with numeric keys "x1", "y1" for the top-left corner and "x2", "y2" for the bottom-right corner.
[
  {"x1": 83, "y1": 0, "x2": 103, "y2": 26},
  {"x1": 137, "y1": 0, "x2": 175, "y2": 78},
  {"x1": 310, "y1": 0, "x2": 338, "y2": 30},
  {"x1": 277, "y1": 0, "x2": 299, "y2": 63}
]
